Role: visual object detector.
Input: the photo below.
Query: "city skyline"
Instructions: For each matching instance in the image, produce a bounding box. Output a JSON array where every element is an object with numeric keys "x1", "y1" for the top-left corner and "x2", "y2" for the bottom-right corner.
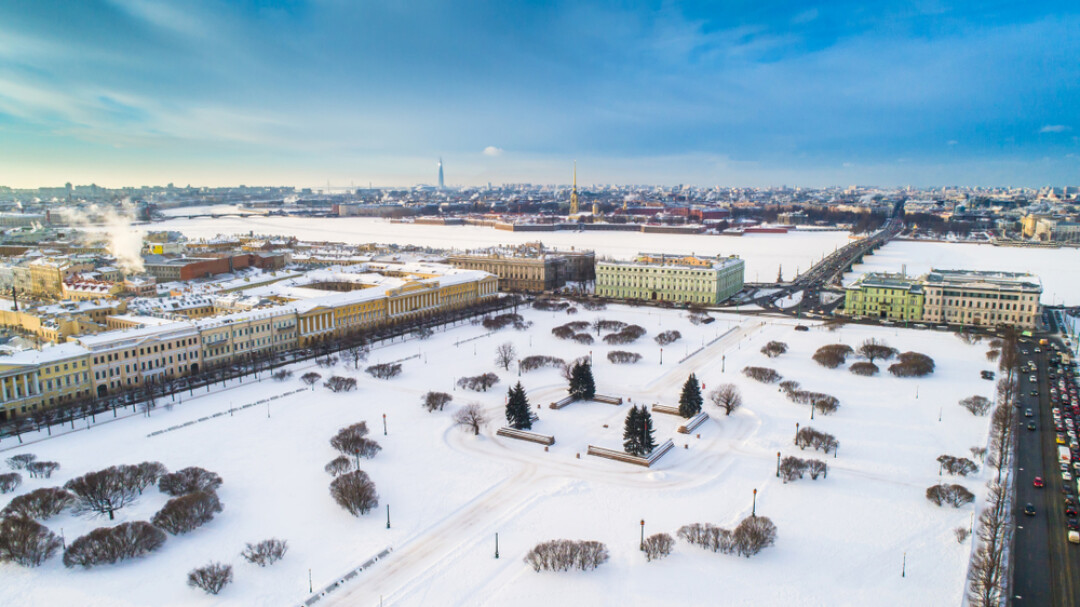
[{"x1": 0, "y1": 1, "x2": 1077, "y2": 189}]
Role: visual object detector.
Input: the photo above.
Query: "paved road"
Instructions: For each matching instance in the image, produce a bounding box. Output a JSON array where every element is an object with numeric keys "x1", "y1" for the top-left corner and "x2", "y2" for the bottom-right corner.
[{"x1": 1012, "y1": 321, "x2": 1080, "y2": 605}]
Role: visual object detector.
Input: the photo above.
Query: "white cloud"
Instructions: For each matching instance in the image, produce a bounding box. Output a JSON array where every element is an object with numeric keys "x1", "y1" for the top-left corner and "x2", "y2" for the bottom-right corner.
[
  {"x1": 483, "y1": 146, "x2": 504, "y2": 156},
  {"x1": 1040, "y1": 124, "x2": 1071, "y2": 133},
  {"x1": 947, "y1": 140, "x2": 958, "y2": 145}
]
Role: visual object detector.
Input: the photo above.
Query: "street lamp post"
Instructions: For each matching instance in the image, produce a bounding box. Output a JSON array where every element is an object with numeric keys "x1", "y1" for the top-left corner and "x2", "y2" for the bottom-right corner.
[
  {"x1": 495, "y1": 533, "x2": 500, "y2": 559},
  {"x1": 383, "y1": 413, "x2": 387, "y2": 436},
  {"x1": 752, "y1": 489, "x2": 757, "y2": 517},
  {"x1": 776, "y1": 452, "x2": 781, "y2": 477},
  {"x1": 660, "y1": 348, "x2": 663, "y2": 365},
  {"x1": 386, "y1": 504, "x2": 391, "y2": 529},
  {"x1": 640, "y1": 520, "x2": 645, "y2": 550}
]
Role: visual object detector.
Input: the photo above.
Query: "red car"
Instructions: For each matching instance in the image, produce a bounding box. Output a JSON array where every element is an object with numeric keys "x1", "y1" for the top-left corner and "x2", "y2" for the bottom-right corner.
[{"x1": 1034, "y1": 477, "x2": 1045, "y2": 488}]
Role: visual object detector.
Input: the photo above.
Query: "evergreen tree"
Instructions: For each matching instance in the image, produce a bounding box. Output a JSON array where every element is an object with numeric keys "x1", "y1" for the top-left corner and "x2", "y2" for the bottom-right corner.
[
  {"x1": 568, "y1": 360, "x2": 596, "y2": 401},
  {"x1": 678, "y1": 373, "x2": 704, "y2": 418},
  {"x1": 505, "y1": 382, "x2": 532, "y2": 430},
  {"x1": 623, "y1": 406, "x2": 643, "y2": 456},
  {"x1": 638, "y1": 407, "x2": 657, "y2": 454},
  {"x1": 623, "y1": 405, "x2": 656, "y2": 456}
]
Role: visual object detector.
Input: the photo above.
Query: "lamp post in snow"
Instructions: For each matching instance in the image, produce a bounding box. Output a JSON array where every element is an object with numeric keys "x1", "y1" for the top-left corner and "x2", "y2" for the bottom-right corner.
[
  {"x1": 640, "y1": 520, "x2": 645, "y2": 551},
  {"x1": 776, "y1": 452, "x2": 781, "y2": 477},
  {"x1": 752, "y1": 489, "x2": 758, "y2": 518}
]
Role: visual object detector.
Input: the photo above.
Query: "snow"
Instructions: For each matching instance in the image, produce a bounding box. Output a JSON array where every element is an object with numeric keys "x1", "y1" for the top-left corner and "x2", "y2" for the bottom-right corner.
[
  {"x1": 775, "y1": 290, "x2": 803, "y2": 309},
  {"x1": 847, "y1": 240, "x2": 1080, "y2": 306},
  {"x1": 154, "y1": 216, "x2": 850, "y2": 284},
  {"x1": 0, "y1": 305, "x2": 996, "y2": 606}
]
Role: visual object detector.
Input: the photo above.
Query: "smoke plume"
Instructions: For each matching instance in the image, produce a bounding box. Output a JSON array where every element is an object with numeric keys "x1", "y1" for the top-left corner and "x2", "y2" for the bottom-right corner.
[{"x1": 60, "y1": 201, "x2": 146, "y2": 274}]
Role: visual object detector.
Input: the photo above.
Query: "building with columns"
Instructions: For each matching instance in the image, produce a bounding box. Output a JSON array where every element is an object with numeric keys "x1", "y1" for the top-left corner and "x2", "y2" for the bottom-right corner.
[
  {"x1": 0, "y1": 343, "x2": 92, "y2": 421},
  {"x1": 596, "y1": 253, "x2": 745, "y2": 305}
]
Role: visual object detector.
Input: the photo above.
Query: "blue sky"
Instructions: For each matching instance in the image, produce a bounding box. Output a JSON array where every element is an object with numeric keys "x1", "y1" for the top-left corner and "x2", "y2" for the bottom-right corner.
[{"x1": 0, "y1": 0, "x2": 1077, "y2": 188}]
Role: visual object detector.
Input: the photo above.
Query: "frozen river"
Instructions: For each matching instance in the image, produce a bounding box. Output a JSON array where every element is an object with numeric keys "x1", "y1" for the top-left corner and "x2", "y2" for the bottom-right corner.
[{"x1": 153, "y1": 215, "x2": 852, "y2": 283}]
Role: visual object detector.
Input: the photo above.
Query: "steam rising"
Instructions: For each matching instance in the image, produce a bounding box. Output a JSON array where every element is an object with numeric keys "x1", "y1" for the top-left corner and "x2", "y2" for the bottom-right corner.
[{"x1": 61, "y1": 201, "x2": 146, "y2": 274}]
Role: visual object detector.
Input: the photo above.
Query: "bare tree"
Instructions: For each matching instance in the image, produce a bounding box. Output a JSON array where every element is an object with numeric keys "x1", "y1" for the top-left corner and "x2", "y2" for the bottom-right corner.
[
  {"x1": 858, "y1": 338, "x2": 898, "y2": 363},
  {"x1": 422, "y1": 391, "x2": 453, "y2": 412},
  {"x1": 187, "y1": 562, "x2": 233, "y2": 595},
  {"x1": 329, "y1": 470, "x2": 379, "y2": 516},
  {"x1": 324, "y1": 456, "x2": 356, "y2": 477},
  {"x1": 642, "y1": 533, "x2": 675, "y2": 562},
  {"x1": 301, "y1": 372, "x2": 322, "y2": 387},
  {"x1": 454, "y1": 403, "x2": 488, "y2": 435},
  {"x1": 959, "y1": 395, "x2": 992, "y2": 416},
  {"x1": 6, "y1": 453, "x2": 36, "y2": 470},
  {"x1": 812, "y1": 344, "x2": 853, "y2": 368},
  {"x1": 709, "y1": 384, "x2": 742, "y2": 416},
  {"x1": 341, "y1": 342, "x2": 370, "y2": 370},
  {"x1": 780, "y1": 456, "x2": 808, "y2": 482},
  {"x1": 524, "y1": 539, "x2": 609, "y2": 572},
  {"x1": 62, "y1": 521, "x2": 167, "y2": 568},
  {"x1": 2, "y1": 487, "x2": 75, "y2": 520},
  {"x1": 760, "y1": 341, "x2": 788, "y2": 358},
  {"x1": 324, "y1": 376, "x2": 358, "y2": 392},
  {"x1": 152, "y1": 491, "x2": 223, "y2": 535},
  {"x1": 655, "y1": 330, "x2": 682, "y2": 346},
  {"x1": 0, "y1": 473, "x2": 22, "y2": 494},
  {"x1": 330, "y1": 423, "x2": 381, "y2": 467},
  {"x1": 926, "y1": 483, "x2": 975, "y2": 508},
  {"x1": 26, "y1": 461, "x2": 61, "y2": 479},
  {"x1": 742, "y1": 366, "x2": 781, "y2": 383},
  {"x1": 241, "y1": 539, "x2": 288, "y2": 566},
  {"x1": 733, "y1": 516, "x2": 777, "y2": 557},
  {"x1": 158, "y1": 467, "x2": 223, "y2": 497},
  {"x1": 0, "y1": 516, "x2": 62, "y2": 567},
  {"x1": 457, "y1": 373, "x2": 500, "y2": 392},
  {"x1": 365, "y1": 363, "x2": 402, "y2": 379},
  {"x1": 64, "y1": 467, "x2": 142, "y2": 520},
  {"x1": 494, "y1": 342, "x2": 517, "y2": 371}
]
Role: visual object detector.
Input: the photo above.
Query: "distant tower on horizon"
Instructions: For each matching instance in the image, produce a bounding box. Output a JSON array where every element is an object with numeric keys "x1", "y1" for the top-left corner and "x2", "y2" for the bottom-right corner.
[
  {"x1": 569, "y1": 161, "x2": 579, "y2": 215},
  {"x1": 438, "y1": 157, "x2": 445, "y2": 189}
]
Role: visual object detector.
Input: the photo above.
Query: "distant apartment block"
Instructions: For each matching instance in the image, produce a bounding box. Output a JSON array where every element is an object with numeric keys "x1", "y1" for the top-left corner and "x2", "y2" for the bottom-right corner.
[{"x1": 595, "y1": 253, "x2": 745, "y2": 305}]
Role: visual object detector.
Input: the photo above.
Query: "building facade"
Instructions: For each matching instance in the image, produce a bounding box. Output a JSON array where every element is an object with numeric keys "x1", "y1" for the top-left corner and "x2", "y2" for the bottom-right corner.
[
  {"x1": 842, "y1": 272, "x2": 925, "y2": 322},
  {"x1": 446, "y1": 250, "x2": 594, "y2": 293},
  {"x1": 920, "y1": 269, "x2": 1041, "y2": 329},
  {"x1": 595, "y1": 253, "x2": 745, "y2": 305}
]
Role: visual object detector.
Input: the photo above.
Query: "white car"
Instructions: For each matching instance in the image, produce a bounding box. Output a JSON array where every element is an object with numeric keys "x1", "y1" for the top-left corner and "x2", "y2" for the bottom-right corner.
[{"x1": 1065, "y1": 471, "x2": 1074, "y2": 482}]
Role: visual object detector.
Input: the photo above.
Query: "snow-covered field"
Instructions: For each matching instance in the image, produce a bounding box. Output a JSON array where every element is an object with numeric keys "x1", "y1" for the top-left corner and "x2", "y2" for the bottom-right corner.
[
  {"x1": 847, "y1": 240, "x2": 1080, "y2": 306},
  {"x1": 0, "y1": 305, "x2": 996, "y2": 606},
  {"x1": 153, "y1": 215, "x2": 850, "y2": 283}
]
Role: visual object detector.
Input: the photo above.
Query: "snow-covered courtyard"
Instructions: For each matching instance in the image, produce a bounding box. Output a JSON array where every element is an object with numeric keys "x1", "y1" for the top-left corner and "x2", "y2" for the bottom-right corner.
[{"x1": 0, "y1": 304, "x2": 997, "y2": 606}]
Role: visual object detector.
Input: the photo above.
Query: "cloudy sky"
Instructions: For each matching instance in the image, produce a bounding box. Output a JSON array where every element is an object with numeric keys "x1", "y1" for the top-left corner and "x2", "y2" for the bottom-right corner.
[{"x1": 0, "y1": 0, "x2": 1077, "y2": 188}]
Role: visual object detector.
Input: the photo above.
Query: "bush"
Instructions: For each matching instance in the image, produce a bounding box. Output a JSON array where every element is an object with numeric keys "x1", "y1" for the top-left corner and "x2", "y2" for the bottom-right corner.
[
  {"x1": 849, "y1": 362, "x2": 879, "y2": 376},
  {"x1": 63, "y1": 521, "x2": 167, "y2": 568},
  {"x1": 272, "y1": 369, "x2": 293, "y2": 381},
  {"x1": 152, "y1": 491, "x2": 223, "y2": 535},
  {"x1": 937, "y1": 455, "x2": 979, "y2": 477},
  {"x1": 742, "y1": 366, "x2": 781, "y2": 383},
  {"x1": 572, "y1": 333, "x2": 594, "y2": 345},
  {"x1": 324, "y1": 456, "x2": 356, "y2": 477},
  {"x1": 955, "y1": 527, "x2": 971, "y2": 543},
  {"x1": 655, "y1": 330, "x2": 682, "y2": 346},
  {"x1": 301, "y1": 372, "x2": 322, "y2": 386},
  {"x1": 603, "y1": 325, "x2": 646, "y2": 345},
  {"x1": 806, "y1": 459, "x2": 828, "y2": 480},
  {"x1": 678, "y1": 516, "x2": 777, "y2": 558},
  {"x1": 482, "y1": 313, "x2": 524, "y2": 331},
  {"x1": 457, "y1": 373, "x2": 500, "y2": 392},
  {"x1": 330, "y1": 423, "x2": 381, "y2": 465},
  {"x1": 187, "y1": 562, "x2": 233, "y2": 595},
  {"x1": 926, "y1": 483, "x2": 975, "y2": 508},
  {"x1": 2, "y1": 487, "x2": 75, "y2": 520},
  {"x1": 519, "y1": 356, "x2": 565, "y2": 372},
  {"x1": 780, "y1": 456, "x2": 808, "y2": 482},
  {"x1": 324, "y1": 376, "x2": 358, "y2": 392},
  {"x1": 524, "y1": 539, "x2": 609, "y2": 572},
  {"x1": 422, "y1": 391, "x2": 453, "y2": 412},
  {"x1": 0, "y1": 473, "x2": 22, "y2": 494},
  {"x1": 642, "y1": 533, "x2": 675, "y2": 562},
  {"x1": 607, "y1": 351, "x2": 643, "y2": 364},
  {"x1": 0, "y1": 516, "x2": 62, "y2": 567},
  {"x1": 315, "y1": 354, "x2": 339, "y2": 368},
  {"x1": 26, "y1": 461, "x2": 61, "y2": 479},
  {"x1": 365, "y1": 363, "x2": 402, "y2": 379},
  {"x1": 779, "y1": 380, "x2": 800, "y2": 394},
  {"x1": 959, "y1": 395, "x2": 992, "y2": 416},
  {"x1": 6, "y1": 454, "x2": 36, "y2": 470},
  {"x1": 242, "y1": 538, "x2": 288, "y2": 567},
  {"x1": 533, "y1": 299, "x2": 569, "y2": 311},
  {"x1": 812, "y1": 344, "x2": 853, "y2": 368},
  {"x1": 159, "y1": 467, "x2": 223, "y2": 497},
  {"x1": 594, "y1": 319, "x2": 627, "y2": 333},
  {"x1": 760, "y1": 341, "x2": 788, "y2": 358},
  {"x1": 794, "y1": 427, "x2": 839, "y2": 454},
  {"x1": 125, "y1": 461, "x2": 168, "y2": 494},
  {"x1": 733, "y1": 516, "x2": 778, "y2": 557},
  {"x1": 889, "y1": 352, "x2": 935, "y2": 377},
  {"x1": 330, "y1": 470, "x2": 379, "y2": 516}
]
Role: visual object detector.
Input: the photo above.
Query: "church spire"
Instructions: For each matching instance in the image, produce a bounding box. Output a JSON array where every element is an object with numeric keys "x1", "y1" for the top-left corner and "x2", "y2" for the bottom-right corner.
[{"x1": 569, "y1": 161, "x2": 579, "y2": 215}]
